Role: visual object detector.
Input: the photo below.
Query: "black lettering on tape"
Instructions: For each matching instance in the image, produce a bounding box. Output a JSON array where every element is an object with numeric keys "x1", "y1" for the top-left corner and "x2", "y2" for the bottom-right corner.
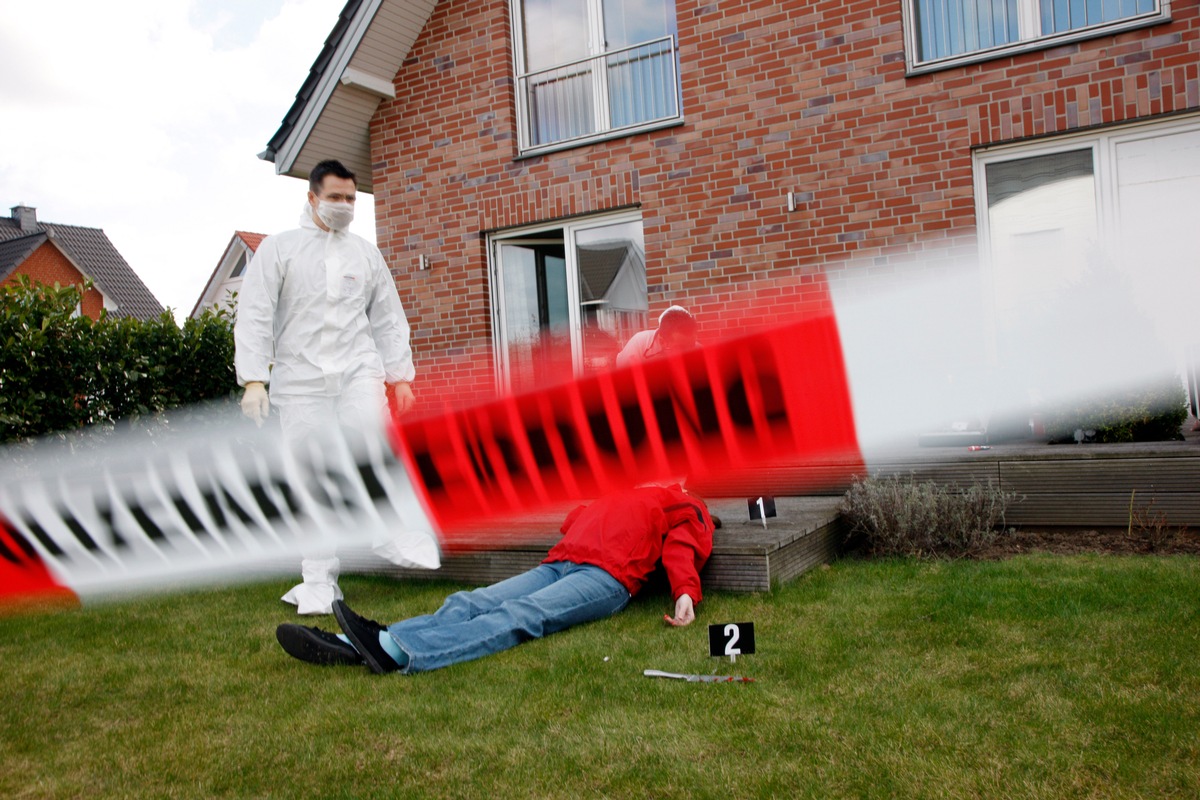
[
  {"x1": 96, "y1": 505, "x2": 129, "y2": 550},
  {"x1": 249, "y1": 484, "x2": 284, "y2": 521},
  {"x1": 172, "y1": 494, "x2": 209, "y2": 535},
  {"x1": 321, "y1": 464, "x2": 362, "y2": 515},
  {"x1": 2, "y1": 520, "x2": 38, "y2": 562},
  {"x1": 0, "y1": 522, "x2": 27, "y2": 566},
  {"x1": 201, "y1": 489, "x2": 227, "y2": 529},
  {"x1": 276, "y1": 481, "x2": 302, "y2": 515},
  {"x1": 63, "y1": 512, "x2": 103, "y2": 551},
  {"x1": 128, "y1": 503, "x2": 168, "y2": 542},
  {"x1": 21, "y1": 516, "x2": 65, "y2": 558},
  {"x1": 221, "y1": 488, "x2": 257, "y2": 526},
  {"x1": 357, "y1": 461, "x2": 389, "y2": 503},
  {"x1": 413, "y1": 450, "x2": 443, "y2": 494},
  {"x1": 0, "y1": 538, "x2": 18, "y2": 566}
]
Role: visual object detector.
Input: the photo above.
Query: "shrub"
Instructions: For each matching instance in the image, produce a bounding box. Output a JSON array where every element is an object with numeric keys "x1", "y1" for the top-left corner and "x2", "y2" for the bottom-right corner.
[
  {"x1": 1043, "y1": 377, "x2": 1188, "y2": 443},
  {"x1": 0, "y1": 278, "x2": 238, "y2": 444},
  {"x1": 840, "y1": 475, "x2": 1017, "y2": 558}
]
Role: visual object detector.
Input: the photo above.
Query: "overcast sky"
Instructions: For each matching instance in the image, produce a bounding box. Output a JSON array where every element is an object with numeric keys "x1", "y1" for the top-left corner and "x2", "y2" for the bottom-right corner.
[{"x1": 0, "y1": 0, "x2": 377, "y2": 319}]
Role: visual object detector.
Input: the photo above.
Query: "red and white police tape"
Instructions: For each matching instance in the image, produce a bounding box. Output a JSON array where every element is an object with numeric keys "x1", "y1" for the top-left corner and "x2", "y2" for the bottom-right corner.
[{"x1": 0, "y1": 286, "x2": 863, "y2": 612}]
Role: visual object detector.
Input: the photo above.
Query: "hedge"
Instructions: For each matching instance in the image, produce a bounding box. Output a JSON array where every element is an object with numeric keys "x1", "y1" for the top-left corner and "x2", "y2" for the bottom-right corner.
[
  {"x1": 0, "y1": 278, "x2": 238, "y2": 444},
  {"x1": 1043, "y1": 376, "x2": 1188, "y2": 443}
]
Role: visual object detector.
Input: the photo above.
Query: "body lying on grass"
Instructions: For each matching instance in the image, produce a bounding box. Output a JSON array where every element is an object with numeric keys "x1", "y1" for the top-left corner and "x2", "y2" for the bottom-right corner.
[{"x1": 276, "y1": 484, "x2": 720, "y2": 674}]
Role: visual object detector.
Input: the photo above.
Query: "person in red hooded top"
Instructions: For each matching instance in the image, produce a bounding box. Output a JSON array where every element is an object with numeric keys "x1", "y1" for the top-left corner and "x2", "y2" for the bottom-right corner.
[{"x1": 275, "y1": 484, "x2": 718, "y2": 674}]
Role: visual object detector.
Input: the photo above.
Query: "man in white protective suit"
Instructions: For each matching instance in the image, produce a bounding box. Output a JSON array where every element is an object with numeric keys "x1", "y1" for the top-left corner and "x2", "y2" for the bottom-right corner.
[{"x1": 234, "y1": 159, "x2": 418, "y2": 615}]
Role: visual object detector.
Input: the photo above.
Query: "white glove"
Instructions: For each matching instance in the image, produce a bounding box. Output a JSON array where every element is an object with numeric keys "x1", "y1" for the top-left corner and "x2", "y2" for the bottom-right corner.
[{"x1": 240, "y1": 381, "x2": 269, "y2": 426}]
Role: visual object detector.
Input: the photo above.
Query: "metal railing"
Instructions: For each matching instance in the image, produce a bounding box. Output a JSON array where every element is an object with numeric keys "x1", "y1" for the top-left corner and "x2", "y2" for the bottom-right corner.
[{"x1": 517, "y1": 35, "x2": 680, "y2": 152}]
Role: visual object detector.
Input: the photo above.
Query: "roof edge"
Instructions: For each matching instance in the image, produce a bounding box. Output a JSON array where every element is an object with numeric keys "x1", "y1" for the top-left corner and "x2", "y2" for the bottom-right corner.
[{"x1": 260, "y1": 0, "x2": 382, "y2": 175}]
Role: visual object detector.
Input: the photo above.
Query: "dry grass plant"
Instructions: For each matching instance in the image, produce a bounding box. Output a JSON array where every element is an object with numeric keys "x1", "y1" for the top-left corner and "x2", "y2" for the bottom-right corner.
[
  {"x1": 1127, "y1": 490, "x2": 1191, "y2": 553},
  {"x1": 841, "y1": 474, "x2": 1017, "y2": 558}
]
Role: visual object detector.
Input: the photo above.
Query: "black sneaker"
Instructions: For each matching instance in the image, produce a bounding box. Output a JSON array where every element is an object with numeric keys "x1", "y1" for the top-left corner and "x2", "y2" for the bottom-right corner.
[
  {"x1": 276, "y1": 624, "x2": 363, "y2": 666},
  {"x1": 332, "y1": 599, "x2": 402, "y2": 674}
]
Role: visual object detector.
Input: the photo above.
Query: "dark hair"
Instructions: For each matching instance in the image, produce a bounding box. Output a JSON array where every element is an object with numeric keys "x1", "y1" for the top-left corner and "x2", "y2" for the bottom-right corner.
[
  {"x1": 659, "y1": 308, "x2": 697, "y2": 339},
  {"x1": 309, "y1": 159, "x2": 356, "y2": 194}
]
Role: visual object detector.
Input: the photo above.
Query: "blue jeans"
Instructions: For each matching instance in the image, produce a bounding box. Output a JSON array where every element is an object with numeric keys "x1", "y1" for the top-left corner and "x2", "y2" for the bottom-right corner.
[{"x1": 386, "y1": 561, "x2": 631, "y2": 673}]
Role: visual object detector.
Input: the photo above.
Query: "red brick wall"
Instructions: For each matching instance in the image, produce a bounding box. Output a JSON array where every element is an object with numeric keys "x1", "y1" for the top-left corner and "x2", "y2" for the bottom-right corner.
[
  {"x1": 3, "y1": 240, "x2": 104, "y2": 319},
  {"x1": 372, "y1": 0, "x2": 1200, "y2": 405}
]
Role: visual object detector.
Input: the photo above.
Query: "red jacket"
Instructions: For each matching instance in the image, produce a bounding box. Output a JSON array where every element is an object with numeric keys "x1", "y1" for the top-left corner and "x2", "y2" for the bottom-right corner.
[{"x1": 544, "y1": 485, "x2": 715, "y2": 602}]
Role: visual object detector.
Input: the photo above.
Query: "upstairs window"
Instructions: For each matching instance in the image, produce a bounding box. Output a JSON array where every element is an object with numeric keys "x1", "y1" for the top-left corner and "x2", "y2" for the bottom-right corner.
[
  {"x1": 905, "y1": 0, "x2": 1168, "y2": 73},
  {"x1": 511, "y1": 0, "x2": 682, "y2": 155}
]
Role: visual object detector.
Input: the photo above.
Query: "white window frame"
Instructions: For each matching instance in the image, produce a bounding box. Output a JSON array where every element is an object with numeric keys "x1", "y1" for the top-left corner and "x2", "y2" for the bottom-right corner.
[
  {"x1": 509, "y1": 0, "x2": 683, "y2": 157},
  {"x1": 975, "y1": 113, "x2": 1200, "y2": 263},
  {"x1": 903, "y1": 0, "x2": 1170, "y2": 75},
  {"x1": 974, "y1": 111, "x2": 1200, "y2": 359},
  {"x1": 487, "y1": 209, "x2": 647, "y2": 392}
]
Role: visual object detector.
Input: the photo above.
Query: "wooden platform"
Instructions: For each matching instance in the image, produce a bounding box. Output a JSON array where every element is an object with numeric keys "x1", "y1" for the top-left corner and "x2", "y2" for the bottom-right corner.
[
  {"x1": 341, "y1": 427, "x2": 1198, "y2": 594},
  {"x1": 689, "y1": 437, "x2": 1200, "y2": 528},
  {"x1": 342, "y1": 496, "x2": 845, "y2": 594}
]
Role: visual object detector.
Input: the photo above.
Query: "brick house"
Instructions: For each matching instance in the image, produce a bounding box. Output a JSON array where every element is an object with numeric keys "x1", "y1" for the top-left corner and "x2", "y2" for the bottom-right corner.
[
  {"x1": 190, "y1": 231, "x2": 266, "y2": 319},
  {"x1": 0, "y1": 205, "x2": 164, "y2": 321},
  {"x1": 261, "y1": 0, "x2": 1200, "y2": 413}
]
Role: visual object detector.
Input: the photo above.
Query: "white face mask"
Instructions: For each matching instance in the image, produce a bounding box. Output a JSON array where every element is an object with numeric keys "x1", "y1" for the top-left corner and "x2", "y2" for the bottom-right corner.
[{"x1": 315, "y1": 200, "x2": 354, "y2": 231}]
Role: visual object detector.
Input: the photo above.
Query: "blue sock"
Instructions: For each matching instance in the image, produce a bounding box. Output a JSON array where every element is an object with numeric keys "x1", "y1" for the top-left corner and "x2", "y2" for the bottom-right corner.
[
  {"x1": 336, "y1": 631, "x2": 408, "y2": 668},
  {"x1": 378, "y1": 631, "x2": 409, "y2": 668}
]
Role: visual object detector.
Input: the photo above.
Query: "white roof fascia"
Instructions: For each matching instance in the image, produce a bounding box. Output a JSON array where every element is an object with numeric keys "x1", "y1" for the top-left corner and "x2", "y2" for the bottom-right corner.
[
  {"x1": 191, "y1": 234, "x2": 250, "y2": 318},
  {"x1": 273, "y1": 0, "x2": 386, "y2": 178}
]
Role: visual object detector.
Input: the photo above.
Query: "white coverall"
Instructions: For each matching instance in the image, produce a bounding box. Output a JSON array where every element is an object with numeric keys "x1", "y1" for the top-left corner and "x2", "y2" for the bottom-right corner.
[{"x1": 235, "y1": 206, "x2": 418, "y2": 614}]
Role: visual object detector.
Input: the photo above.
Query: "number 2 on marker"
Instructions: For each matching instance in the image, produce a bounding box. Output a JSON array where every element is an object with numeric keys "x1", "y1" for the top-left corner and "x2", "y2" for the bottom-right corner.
[{"x1": 724, "y1": 623, "x2": 741, "y2": 656}]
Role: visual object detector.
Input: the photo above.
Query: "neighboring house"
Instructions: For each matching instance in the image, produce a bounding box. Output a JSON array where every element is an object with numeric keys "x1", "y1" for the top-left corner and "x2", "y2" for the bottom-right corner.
[
  {"x1": 0, "y1": 205, "x2": 164, "y2": 321},
  {"x1": 190, "y1": 231, "x2": 266, "y2": 319},
  {"x1": 261, "y1": 0, "x2": 1200, "y2": 409}
]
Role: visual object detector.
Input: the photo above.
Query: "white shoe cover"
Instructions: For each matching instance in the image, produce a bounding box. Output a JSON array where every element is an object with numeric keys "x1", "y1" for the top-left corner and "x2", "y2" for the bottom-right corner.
[
  {"x1": 371, "y1": 530, "x2": 442, "y2": 570},
  {"x1": 281, "y1": 557, "x2": 344, "y2": 615}
]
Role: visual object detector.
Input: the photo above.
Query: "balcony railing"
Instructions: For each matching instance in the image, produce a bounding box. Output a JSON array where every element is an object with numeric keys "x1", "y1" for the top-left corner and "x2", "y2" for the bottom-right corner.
[{"x1": 517, "y1": 35, "x2": 680, "y2": 154}]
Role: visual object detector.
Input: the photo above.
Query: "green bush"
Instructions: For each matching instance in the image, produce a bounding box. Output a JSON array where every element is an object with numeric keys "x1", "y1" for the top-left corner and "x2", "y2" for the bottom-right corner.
[
  {"x1": 840, "y1": 474, "x2": 1017, "y2": 558},
  {"x1": 0, "y1": 278, "x2": 237, "y2": 444},
  {"x1": 1043, "y1": 377, "x2": 1188, "y2": 443}
]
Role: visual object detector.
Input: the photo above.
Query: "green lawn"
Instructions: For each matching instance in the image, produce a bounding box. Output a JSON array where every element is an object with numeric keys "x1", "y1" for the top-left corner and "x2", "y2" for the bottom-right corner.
[{"x1": 2, "y1": 555, "x2": 1198, "y2": 799}]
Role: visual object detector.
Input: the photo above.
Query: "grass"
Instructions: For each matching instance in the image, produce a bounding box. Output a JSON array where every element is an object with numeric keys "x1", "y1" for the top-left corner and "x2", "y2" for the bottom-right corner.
[{"x1": 2, "y1": 555, "x2": 1198, "y2": 799}]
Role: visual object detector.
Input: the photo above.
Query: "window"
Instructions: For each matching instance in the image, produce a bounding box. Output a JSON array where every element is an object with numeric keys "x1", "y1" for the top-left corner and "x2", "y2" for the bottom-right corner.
[
  {"x1": 983, "y1": 147, "x2": 1098, "y2": 320},
  {"x1": 229, "y1": 251, "x2": 248, "y2": 279},
  {"x1": 905, "y1": 0, "x2": 1167, "y2": 72},
  {"x1": 975, "y1": 114, "x2": 1200, "y2": 403},
  {"x1": 511, "y1": 0, "x2": 682, "y2": 155},
  {"x1": 489, "y1": 211, "x2": 649, "y2": 392}
]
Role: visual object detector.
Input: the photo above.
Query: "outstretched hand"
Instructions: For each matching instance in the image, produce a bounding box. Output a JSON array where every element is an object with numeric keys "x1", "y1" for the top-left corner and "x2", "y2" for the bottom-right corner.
[{"x1": 663, "y1": 593, "x2": 695, "y2": 627}]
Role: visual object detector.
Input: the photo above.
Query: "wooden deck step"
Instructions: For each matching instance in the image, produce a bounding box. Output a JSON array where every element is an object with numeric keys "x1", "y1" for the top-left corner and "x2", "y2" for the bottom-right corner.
[
  {"x1": 340, "y1": 497, "x2": 845, "y2": 594},
  {"x1": 690, "y1": 439, "x2": 1200, "y2": 528},
  {"x1": 337, "y1": 432, "x2": 1198, "y2": 593}
]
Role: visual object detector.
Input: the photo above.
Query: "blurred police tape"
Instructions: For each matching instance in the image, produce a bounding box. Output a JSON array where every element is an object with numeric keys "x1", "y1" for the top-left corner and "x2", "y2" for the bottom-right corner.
[
  {"x1": 0, "y1": 409, "x2": 439, "y2": 606},
  {"x1": 0, "y1": 283, "x2": 866, "y2": 611}
]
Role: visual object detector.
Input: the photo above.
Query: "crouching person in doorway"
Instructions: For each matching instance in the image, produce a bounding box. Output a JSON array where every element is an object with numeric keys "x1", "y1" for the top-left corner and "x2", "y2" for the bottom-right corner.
[{"x1": 275, "y1": 484, "x2": 718, "y2": 674}]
